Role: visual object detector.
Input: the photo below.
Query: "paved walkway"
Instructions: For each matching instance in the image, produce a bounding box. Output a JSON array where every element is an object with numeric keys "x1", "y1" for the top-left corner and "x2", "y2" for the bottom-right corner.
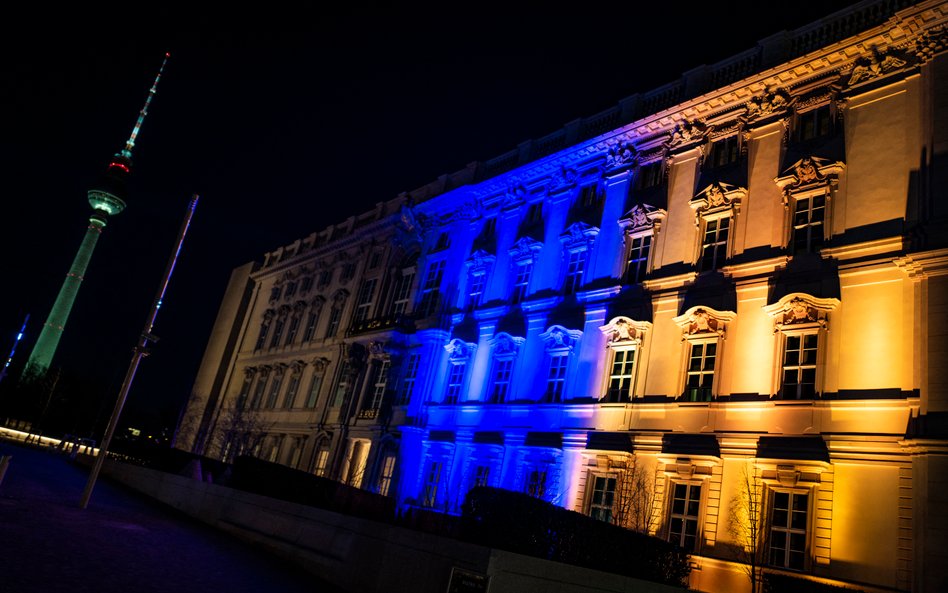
[{"x1": 0, "y1": 440, "x2": 347, "y2": 593}]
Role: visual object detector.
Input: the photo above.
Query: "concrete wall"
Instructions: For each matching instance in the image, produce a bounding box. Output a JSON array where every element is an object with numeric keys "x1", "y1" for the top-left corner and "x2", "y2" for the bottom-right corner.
[{"x1": 102, "y1": 459, "x2": 683, "y2": 593}]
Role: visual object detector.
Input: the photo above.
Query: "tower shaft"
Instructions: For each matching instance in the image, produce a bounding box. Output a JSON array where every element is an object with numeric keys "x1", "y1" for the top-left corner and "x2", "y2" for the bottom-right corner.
[{"x1": 25, "y1": 216, "x2": 106, "y2": 376}]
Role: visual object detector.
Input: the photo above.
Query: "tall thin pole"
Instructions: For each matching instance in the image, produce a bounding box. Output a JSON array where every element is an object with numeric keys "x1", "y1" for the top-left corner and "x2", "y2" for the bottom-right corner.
[
  {"x1": 0, "y1": 313, "x2": 29, "y2": 385},
  {"x1": 80, "y1": 194, "x2": 199, "y2": 509}
]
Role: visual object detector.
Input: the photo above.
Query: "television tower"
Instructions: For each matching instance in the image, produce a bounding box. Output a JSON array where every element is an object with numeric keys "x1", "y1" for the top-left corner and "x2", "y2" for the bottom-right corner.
[{"x1": 24, "y1": 54, "x2": 169, "y2": 378}]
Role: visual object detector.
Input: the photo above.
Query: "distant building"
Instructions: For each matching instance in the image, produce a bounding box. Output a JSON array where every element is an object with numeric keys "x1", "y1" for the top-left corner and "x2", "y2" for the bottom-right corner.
[{"x1": 178, "y1": 1, "x2": 948, "y2": 591}]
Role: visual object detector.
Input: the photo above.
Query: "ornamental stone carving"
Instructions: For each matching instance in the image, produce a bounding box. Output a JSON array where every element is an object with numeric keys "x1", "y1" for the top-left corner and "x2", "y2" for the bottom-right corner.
[
  {"x1": 847, "y1": 48, "x2": 909, "y2": 86},
  {"x1": 311, "y1": 357, "x2": 331, "y2": 373},
  {"x1": 618, "y1": 203, "x2": 666, "y2": 235},
  {"x1": 745, "y1": 88, "x2": 794, "y2": 120},
  {"x1": 690, "y1": 182, "x2": 745, "y2": 216},
  {"x1": 502, "y1": 186, "x2": 527, "y2": 211},
  {"x1": 672, "y1": 306, "x2": 736, "y2": 339},
  {"x1": 509, "y1": 236, "x2": 544, "y2": 263},
  {"x1": 444, "y1": 338, "x2": 477, "y2": 361},
  {"x1": 665, "y1": 119, "x2": 710, "y2": 148},
  {"x1": 598, "y1": 317, "x2": 651, "y2": 344},
  {"x1": 559, "y1": 221, "x2": 599, "y2": 251},
  {"x1": 539, "y1": 325, "x2": 583, "y2": 352},
  {"x1": 762, "y1": 293, "x2": 839, "y2": 332},
  {"x1": 490, "y1": 332, "x2": 525, "y2": 356},
  {"x1": 605, "y1": 141, "x2": 636, "y2": 169}
]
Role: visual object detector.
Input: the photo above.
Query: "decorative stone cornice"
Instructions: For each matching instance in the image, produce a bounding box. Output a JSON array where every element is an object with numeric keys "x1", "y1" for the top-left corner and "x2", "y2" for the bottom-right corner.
[
  {"x1": 846, "y1": 46, "x2": 910, "y2": 87},
  {"x1": 743, "y1": 87, "x2": 795, "y2": 121}
]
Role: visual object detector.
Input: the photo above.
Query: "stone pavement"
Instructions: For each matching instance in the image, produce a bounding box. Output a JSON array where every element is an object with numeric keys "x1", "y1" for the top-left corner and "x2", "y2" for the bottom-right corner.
[{"x1": 0, "y1": 440, "x2": 347, "y2": 593}]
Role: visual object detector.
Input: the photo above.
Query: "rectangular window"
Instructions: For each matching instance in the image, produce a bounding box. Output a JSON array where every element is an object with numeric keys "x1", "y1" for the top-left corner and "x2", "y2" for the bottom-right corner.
[
  {"x1": 525, "y1": 468, "x2": 547, "y2": 499},
  {"x1": 418, "y1": 260, "x2": 445, "y2": 317},
  {"x1": 300, "y1": 276, "x2": 313, "y2": 293},
  {"x1": 589, "y1": 475, "x2": 617, "y2": 523},
  {"x1": 396, "y1": 353, "x2": 419, "y2": 405},
  {"x1": 422, "y1": 461, "x2": 443, "y2": 508},
  {"x1": 282, "y1": 372, "x2": 301, "y2": 408},
  {"x1": 445, "y1": 362, "x2": 466, "y2": 403},
  {"x1": 626, "y1": 234, "x2": 651, "y2": 284},
  {"x1": 669, "y1": 483, "x2": 702, "y2": 553},
  {"x1": 265, "y1": 373, "x2": 283, "y2": 408},
  {"x1": 250, "y1": 371, "x2": 269, "y2": 409},
  {"x1": 377, "y1": 454, "x2": 396, "y2": 497},
  {"x1": 269, "y1": 317, "x2": 286, "y2": 349},
  {"x1": 284, "y1": 281, "x2": 297, "y2": 298},
  {"x1": 255, "y1": 320, "x2": 270, "y2": 350},
  {"x1": 684, "y1": 342, "x2": 717, "y2": 402},
  {"x1": 564, "y1": 250, "x2": 585, "y2": 295},
  {"x1": 318, "y1": 269, "x2": 333, "y2": 289},
  {"x1": 769, "y1": 491, "x2": 808, "y2": 570},
  {"x1": 490, "y1": 358, "x2": 513, "y2": 403},
  {"x1": 284, "y1": 315, "x2": 301, "y2": 346},
  {"x1": 781, "y1": 333, "x2": 818, "y2": 399},
  {"x1": 314, "y1": 447, "x2": 330, "y2": 477},
  {"x1": 546, "y1": 354, "x2": 567, "y2": 402},
  {"x1": 332, "y1": 361, "x2": 352, "y2": 407},
  {"x1": 341, "y1": 263, "x2": 356, "y2": 281},
  {"x1": 325, "y1": 307, "x2": 341, "y2": 338},
  {"x1": 635, "y1": 161, "x2": 663, "y2": 191},
  {"x1": 305, "y1": 373, "x2": 323, "y2": 408},
  {"x1": 302, "y1": 310, "x2": 319, "y2": 342},
  {"x1": 468, "y1": 272, "x2": 486, "y2": 308},
  {"x1": 353, "y1": 278, "x2": 377, "y2": 324},
  {"x1": 366, "y1": 360, "x2": 390, "y2": 411},
  {"x1": 796, "y1": 105, "x2": 833, "y2": 142},
  {"x1": 526, "y1": 202, "x2": 543, "y2": 224},
  {"x1": 270, "y1": 286, "x2": 282, "y2": 301},
  {"x1": 700, "y1": 217, "x2": 729, "y2": 272},
  {"x1": 791, "y1": 195, "x2": 825, "y2": 254},
  {"x1": 709, "y1": 135, "x2": 740, "y2": 168},
  {"x1": 607, "y1": 348, "x2": 636, "y2": 402},
  {"x1": 368, "y1": 251, "x2": 382, "y2": 270},
  {"x1": 236, "y1": 375, "x2": 253, "y2": 409},
  {"x1": 580, "y1": 184, "x2": 601, "y2": 208},
  {"x1": 474, "y1": 465, "x2": 490, "y2": 488},
  {"x1": 511, "y1": 261, "x2": 532, "y2": 304},
  {"x1": 391, "y1": 269, "x2": 415, "y2": 316}
]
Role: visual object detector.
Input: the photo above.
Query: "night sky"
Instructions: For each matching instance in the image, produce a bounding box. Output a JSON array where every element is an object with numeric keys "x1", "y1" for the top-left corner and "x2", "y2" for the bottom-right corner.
[{"x1": 0, "y1": 2, "x2": 861, "y2": 435}]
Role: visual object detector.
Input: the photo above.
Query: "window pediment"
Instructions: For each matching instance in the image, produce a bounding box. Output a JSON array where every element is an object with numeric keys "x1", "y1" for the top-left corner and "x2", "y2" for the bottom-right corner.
[
  {"x1": 559, "y1": 221, "x2": 599, "y2": 252},
  {"x1": 775, "y1": 156, "x2": 845, "y2": 194},
  {"x1": 489, "y1": 332, "x2": 525, "y2": 357},
  {"x1": 540, "y1": 325, "x2": 583, "y2": 352},
  {"x1": 466, "y1": 249, "x2": 496, "y2": 273},
  {"x1": 690, "y1": 182, "x2": 745, "y2": 217},
  {"x1": 763, "y1": 293, "x2": 839, "y2": 332},
  {"x1": 599, "y1": 317, "x2": 651, "y2": 345},
  {"x1": 672, "y1": 306, "x2": 736, "y2": 339},
  {"x1": 509, "y1": 236, "x2": 544, "y2": 262},
  {"x1": 618, "y1": 203, "x2": 666, "y2": 235},
  {"x1": 444, "y1": 338, "x2": 477, "y2": 362}
]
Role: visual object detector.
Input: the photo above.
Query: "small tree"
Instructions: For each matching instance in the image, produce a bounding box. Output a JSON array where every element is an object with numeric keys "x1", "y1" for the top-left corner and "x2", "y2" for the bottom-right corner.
[
  {"x1": 728, "y1": 461, "x2": 767, "y2": 593},
  {"x1": 211, "y1": 404, "x2": 271, "y2": 463},
  {"x1": 611, "y1": 458, "x2": 659, "y2": 535}
]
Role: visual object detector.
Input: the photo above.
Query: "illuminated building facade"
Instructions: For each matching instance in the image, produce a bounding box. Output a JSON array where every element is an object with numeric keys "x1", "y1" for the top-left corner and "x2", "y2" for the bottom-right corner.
[{"x1": 179, "y1": 2, "x2": 948, "y2": 591}]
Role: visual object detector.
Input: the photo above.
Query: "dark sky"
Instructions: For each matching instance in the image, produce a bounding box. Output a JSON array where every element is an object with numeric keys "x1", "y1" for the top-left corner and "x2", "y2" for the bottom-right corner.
[{"x1": 0, "y1": 2, "x2": 862, "y2": 434}]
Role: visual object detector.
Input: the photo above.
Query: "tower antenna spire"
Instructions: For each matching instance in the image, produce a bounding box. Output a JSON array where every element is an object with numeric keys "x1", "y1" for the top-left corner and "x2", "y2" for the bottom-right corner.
[{"x1": 121, "y1": 52, "x2": 169, "y2": 159}]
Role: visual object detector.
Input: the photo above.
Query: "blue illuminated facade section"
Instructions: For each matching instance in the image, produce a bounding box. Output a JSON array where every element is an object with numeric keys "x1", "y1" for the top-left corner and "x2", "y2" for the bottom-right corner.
[{"x1": 390, "y1": 152, "x2": 657, "y2": 513}]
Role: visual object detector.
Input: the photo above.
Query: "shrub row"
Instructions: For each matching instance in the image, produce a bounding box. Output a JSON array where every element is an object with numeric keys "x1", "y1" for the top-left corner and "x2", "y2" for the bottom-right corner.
[{"x1": 460, "y1": 486, "x2": 691, "y2": 588}]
